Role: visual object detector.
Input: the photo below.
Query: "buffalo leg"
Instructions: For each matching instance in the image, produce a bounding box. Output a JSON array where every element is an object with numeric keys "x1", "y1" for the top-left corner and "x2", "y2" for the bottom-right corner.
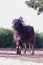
[
  {"x1": 16, "y1": 41, "x2": 20, "y2": 54},
  {"x1": 24, "y1": 43, "x2": 26, "y2": 54},
  {"x1": 16, "y1": 41, "x2": 21, "y2": 55},
  {"x1": 19, "y1": 45, "x2": 21, "y2": 55},
  {"x1": 30, "y1": 40, "x2": 34, "y2": 55},
  {"x1": 19, "y1": 40, "x2": 22, "y2": 55},
  {"x1": 16, "y1": 45, "x2": 19, "y2": 54}
]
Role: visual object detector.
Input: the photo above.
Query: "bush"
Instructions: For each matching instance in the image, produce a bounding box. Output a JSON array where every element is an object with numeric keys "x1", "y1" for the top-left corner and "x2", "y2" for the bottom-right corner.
[
  {"x1": 0, "y1": 28, "x2": 16, "y2": 48},
  {"x1": 35, "y1": 33, "x2": 41, "y2": 48},
  {"x1": 35, "y1": 32, "x2": 43, "y2": 48}
]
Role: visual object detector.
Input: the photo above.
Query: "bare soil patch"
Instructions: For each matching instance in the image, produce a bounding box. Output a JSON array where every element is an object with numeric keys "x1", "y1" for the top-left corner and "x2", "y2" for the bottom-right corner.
[{"x1": 0, "y1": 48, "x2": 43, "y2": 63}]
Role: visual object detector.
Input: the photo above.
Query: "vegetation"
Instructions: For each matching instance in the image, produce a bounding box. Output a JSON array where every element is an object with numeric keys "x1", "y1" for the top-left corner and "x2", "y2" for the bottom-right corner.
[
  {"x1": 0, "y1": 28, "x2": 16, "y2": 48},
  {"x1": 25, "y1": 0, "x2": 43, "y2": 15}
]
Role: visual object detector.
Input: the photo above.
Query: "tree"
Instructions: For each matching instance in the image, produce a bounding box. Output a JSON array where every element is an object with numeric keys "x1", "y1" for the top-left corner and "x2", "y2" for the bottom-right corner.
[{"x1": 25, "y1": 0, "x2": 43, "y2": 15}]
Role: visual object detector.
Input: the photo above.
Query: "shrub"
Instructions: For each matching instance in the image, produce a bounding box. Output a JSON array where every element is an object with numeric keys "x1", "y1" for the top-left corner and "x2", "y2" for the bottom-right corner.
[{"x1": 0, "y1": 28, "x2": 16, "y2": 48}]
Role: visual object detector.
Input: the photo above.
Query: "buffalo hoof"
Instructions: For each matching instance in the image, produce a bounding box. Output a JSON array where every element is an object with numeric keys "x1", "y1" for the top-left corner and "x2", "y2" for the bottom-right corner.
[
  {"x1": 16, "y1": 51, "x2": 19, "y2": 54},
  {"x1": 19, "y1": 51, "x2": 21, "y2": 55},
  {"x1": 24, "y1": 52, "x2": 26, "y2": 54},
  {"x1": 16, "y1": 48, "x2": 19, "y2": 55},
  {"x1": 31, "y1": 52, "x2": 34, "y2": 55},
  {"x1": 24, "y1": 50, "x2": 26, "y2": 54},
  {"x1": 16, "y1": 52, "x2": 21, "y2": 55},
  {"x1": 16, "y1": 50, "x2": 21, "y2": 55}
]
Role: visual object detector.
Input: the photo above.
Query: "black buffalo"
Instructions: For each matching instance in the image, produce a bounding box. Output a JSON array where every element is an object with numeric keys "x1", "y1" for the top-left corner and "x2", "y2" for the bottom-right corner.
[{"x1": 12, "y1": 18, "x2": 35, "y2": 55}]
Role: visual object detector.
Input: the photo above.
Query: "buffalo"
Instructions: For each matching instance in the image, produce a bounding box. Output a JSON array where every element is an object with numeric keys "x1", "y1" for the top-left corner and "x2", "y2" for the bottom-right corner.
[{"x1": 12, "y1": 18, "x2": 35, "y2": 55}]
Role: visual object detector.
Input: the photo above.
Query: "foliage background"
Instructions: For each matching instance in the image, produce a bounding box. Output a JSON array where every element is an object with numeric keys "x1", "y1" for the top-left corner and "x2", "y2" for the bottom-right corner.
[{"x1": 0, "y1": 28, "x2": 16, "y2": 48}]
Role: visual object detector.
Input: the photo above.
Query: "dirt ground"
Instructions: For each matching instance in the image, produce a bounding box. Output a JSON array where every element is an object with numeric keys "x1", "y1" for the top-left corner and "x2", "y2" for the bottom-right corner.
[{"x1": 0, "y1": 48, "x2": 43, "y2": 63}]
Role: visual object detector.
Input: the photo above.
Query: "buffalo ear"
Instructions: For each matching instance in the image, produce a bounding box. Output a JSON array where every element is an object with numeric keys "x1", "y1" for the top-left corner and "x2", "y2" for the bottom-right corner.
[
  {"x1": 12, "y1": 19, "x2": 17, "y2": 24},
  {"x1": 19, "y1": 17, "x2": 24, "y2": 23},
  {"x1": 19, "y1": 17, "x2": 23, "y2": 20}
]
